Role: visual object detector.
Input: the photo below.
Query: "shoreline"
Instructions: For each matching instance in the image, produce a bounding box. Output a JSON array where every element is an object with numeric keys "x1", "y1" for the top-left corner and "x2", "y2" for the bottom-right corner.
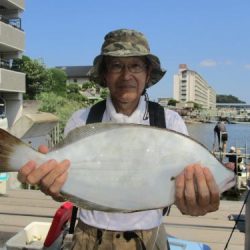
[{"x1": 184, "y1": 118, "x2": 250, "y2": 125}]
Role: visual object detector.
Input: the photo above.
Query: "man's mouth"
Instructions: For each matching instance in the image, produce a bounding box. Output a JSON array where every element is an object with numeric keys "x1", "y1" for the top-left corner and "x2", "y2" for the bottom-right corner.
[{"x1": 118, "y1": 84, "x2": 136, "y2": 89}]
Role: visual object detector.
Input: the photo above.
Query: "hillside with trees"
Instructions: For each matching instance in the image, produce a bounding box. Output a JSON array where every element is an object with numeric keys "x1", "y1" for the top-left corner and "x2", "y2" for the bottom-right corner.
[{"x1": 216, "y1": 94, "x2": 245, "y2": 103}]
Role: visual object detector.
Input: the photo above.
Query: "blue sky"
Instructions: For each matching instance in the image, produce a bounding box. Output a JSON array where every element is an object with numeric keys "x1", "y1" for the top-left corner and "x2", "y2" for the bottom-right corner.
[{"x1": 23, "y1": 0, "x2": 250, "y2": 103}]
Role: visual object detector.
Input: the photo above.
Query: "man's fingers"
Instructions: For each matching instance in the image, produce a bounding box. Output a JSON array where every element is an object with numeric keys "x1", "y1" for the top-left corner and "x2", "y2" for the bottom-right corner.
[
  {"x1": 17, "y1": 161, "x2": 36, "y2": 183},
  {"x1": 203, "y1": 167, "x2": 220, "y2": 211},
  {"x1": 183, "y1": 165, "x2": 197, "y2": 209},
  {"x1": 38, "y1": 145, "x2": 49, "y2": 154},
  {"x1": 175, "y1": 171, "x2": 188, "y2": 214},
  {"x1": 194, "y1": 165, "x2": 210, "y2": 208},
  {"x1": 39, "y1": 159, "x2": 70, "y2": 194},
  {"x1": 25, "y1": 159, "x2": 57, "y2": 185},
  {"x1": 175, "y1": 164, "x2": 220, "y2": 216},
  {"x1": 49, "y1": 171, "x2": 69, "y2": 196},
  {"x1": 17, "y1": 142, "x2": 70, "y2": 201}
]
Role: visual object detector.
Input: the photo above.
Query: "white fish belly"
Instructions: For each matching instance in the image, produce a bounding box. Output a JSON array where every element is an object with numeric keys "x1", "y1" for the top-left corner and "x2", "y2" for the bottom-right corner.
[{"x1": 49, "y1": 125, "x2": 234, "y2": 211}]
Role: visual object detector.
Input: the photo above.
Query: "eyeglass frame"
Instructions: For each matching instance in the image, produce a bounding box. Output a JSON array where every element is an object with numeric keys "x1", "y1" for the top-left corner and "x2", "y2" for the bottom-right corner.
[{"x1": 104, "y1": 58, "x2": 149, "y2": 74}]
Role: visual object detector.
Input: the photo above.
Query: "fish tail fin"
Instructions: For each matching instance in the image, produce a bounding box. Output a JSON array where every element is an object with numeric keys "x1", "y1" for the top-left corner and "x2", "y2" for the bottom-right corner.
[{"x1": 0, "y1": 129, "x2": 39, "y2": 172}]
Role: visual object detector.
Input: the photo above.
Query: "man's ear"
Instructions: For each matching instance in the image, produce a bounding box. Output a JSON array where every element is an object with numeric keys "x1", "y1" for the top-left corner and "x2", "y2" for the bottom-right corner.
[
  {"x1": 101, "y1": 76, "x2": 107, "y2": 87},
  {"x1": 146, "y1": 66, "x2": 152, "y2": 85}
]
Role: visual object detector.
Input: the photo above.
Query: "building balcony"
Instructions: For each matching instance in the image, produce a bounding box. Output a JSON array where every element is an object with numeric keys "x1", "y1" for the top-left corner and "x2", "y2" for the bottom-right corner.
[
  {"x1": 0, "y1": 68, "x2": 25, "y2": 92},
  {"x1": 0, "y1": 0, "x2": 24, "y2": 11},
  {"x1": 0, "y1": 20, "x2": 25, "y2": 53},
  {"x1": 0, "y1": 15, "x2": 22, "y2": 30}
]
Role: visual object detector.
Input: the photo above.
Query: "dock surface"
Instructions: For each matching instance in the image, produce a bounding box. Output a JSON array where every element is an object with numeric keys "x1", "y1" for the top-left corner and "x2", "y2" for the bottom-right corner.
[
  {"x1": 0, "y1": 189, "x2": 246, "y2": 249},
  {"x1": 165, "y1": 199, "x2": 245, "y2": 250}
]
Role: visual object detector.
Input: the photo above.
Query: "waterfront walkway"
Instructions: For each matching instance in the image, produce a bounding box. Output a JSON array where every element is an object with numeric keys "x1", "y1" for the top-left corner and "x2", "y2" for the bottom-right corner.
[{"x1": 0, "y1": 189, "x2": 246, "y2": 249}]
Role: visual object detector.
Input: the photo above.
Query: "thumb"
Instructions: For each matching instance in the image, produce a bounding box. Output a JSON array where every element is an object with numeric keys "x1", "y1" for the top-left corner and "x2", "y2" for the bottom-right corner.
[{"x1": 38, "y1": 144, "x2": 49, "y2": 154}]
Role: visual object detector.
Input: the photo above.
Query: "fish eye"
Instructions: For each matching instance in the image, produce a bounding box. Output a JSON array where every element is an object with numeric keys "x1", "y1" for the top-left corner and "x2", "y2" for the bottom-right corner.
[{"x1": 170, "y1": 176, "x2": 175, "y2": 181}]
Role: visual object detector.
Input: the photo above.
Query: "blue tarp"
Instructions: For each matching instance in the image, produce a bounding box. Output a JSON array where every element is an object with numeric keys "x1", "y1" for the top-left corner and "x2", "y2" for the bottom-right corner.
[
  {"x1": 168, "y1": 236, "x2": 211, "y2": 250},
  {"x1": 0, "y1": 173, "x2": 9, "y2": 181}
]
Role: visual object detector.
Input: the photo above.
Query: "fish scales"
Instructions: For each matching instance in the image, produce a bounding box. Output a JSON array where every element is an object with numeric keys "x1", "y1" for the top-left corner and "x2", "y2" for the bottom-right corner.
[{"x1": 0, "y1": 123, "x2": 235, "y2": 212}]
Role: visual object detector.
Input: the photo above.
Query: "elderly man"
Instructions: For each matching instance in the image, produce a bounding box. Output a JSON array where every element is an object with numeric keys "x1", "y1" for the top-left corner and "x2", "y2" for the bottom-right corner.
[{"x1": 18, "y1": 29, "x2": 220, "y2": 250}]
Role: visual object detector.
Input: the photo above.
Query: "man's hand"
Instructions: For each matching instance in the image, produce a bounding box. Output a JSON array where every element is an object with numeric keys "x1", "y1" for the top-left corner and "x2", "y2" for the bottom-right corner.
[
  {"x1": 17, "y1": 145, "x2": 70, "y2": 201},
  {"x1": 175, "y1": 163, "x2": 220, "y2": 216}
]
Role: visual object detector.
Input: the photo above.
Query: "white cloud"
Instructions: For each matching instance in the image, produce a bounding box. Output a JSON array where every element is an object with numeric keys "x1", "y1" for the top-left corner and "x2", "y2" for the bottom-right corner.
[
  {"x1": 244, "y1": 64, "x2": 250, "y2": 70},
  {"x1": 200, "y1": 59, "x2": 217, "y2": 67}
]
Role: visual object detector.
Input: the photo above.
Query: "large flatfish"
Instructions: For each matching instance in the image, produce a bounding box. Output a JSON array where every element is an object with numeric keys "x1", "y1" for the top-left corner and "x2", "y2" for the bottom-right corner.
[{"x1": 0, "y1": 123, "x2": 235, "y2": 212}]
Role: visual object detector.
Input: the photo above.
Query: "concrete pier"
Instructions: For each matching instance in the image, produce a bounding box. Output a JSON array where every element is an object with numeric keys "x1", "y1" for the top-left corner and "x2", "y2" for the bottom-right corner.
[{"x1": 0, "y1": 189, "x2": 246, "y2": 249}]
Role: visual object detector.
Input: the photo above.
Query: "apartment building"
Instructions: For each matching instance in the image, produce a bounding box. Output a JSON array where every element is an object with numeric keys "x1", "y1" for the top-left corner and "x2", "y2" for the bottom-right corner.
[
  {"x1": 173, "y1": 64, "x2": 216, "y2": 109},
  {"x1": 0, "y1": 0, "x2": 25, "y2": 129}
]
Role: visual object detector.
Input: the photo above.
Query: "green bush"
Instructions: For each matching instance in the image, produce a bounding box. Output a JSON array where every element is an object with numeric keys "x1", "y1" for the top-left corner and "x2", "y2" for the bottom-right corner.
[{"x1": 37, "y1": 92, "x2": 87, "y2": 138}]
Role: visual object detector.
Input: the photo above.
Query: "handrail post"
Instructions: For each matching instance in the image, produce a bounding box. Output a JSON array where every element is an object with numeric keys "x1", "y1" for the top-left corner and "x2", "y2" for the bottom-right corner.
[{"x1": 245, "y1": 186, "x2": 250, "y2": 249}]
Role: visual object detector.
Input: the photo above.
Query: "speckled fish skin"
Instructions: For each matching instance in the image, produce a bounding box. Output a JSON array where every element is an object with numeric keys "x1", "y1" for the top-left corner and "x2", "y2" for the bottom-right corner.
[{"x1": 0, "y1": 123, "x2": 235, "y2": 212}]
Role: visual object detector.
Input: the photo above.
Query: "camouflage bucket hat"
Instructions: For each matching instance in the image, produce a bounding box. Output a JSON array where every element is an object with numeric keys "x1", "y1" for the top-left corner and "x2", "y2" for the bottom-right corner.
[{"x1": 89, "y1": 29, "x2": 166, "y2": 88}]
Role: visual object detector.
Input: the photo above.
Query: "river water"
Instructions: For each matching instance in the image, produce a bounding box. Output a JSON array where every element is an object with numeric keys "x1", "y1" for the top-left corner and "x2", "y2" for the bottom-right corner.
[
  {"x1": 186, "y1": 123, "x2": 250, "y2": 154},
  {"x1": 186, "y1": 123, "x2": 250, "y2": 201}
]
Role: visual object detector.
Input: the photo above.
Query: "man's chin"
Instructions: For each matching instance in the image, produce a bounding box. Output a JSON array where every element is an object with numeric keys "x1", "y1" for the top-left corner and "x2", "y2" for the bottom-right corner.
[{"x1": 117, "y1": 93, "x2": 138, "y2": 103}]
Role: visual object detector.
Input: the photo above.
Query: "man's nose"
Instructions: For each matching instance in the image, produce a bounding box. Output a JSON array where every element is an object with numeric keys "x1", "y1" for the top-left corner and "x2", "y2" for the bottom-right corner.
[{"x1": 121, "y1": 65, "x2": 132, "y2": 79}]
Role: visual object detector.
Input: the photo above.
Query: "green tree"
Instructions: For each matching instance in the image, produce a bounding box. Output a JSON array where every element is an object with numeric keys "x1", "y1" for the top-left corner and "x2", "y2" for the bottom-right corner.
[
  {"x1": 66, "y1": 83, "x2": 88, "y2": 102},
  {"x1": 187, "y1": 101, "x2": 202, "y2": 109},
  {"x1": 67, "y1": 83, "x2": 80, "y2": 94},
  {"x1": 44, "y1": 68, "x2": 67, "y2": 96},
  {"x1": 100, "y1": 88, "x2": 109, "y2": 99},
  {"x1": 12, "y1": 56, "x2": 49, "y2": 99},
  {"x1": 37, "y1": 92, "x2": 86, "y2": 138},
  {"x1": 82, "y1": 81, "x2": 96, "y2": 90},
  {"x1": 168, "y1": 99, "x2": 179, "y2": 106},
  {"x1": 193, "y1": 102, "x2": 202, "y2": 110},
  {"x1": 12, "y1": 56, "x2": 68, "y2": 99}
]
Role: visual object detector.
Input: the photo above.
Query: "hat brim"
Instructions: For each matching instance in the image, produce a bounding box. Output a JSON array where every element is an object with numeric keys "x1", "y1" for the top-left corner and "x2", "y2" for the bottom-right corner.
[{"x1": 89, "y1": 54, "x2": 166, "y2": 88}]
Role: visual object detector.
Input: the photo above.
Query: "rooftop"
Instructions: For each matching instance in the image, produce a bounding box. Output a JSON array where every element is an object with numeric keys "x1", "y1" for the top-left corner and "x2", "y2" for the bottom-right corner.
[{"x1": 56, "y1": 66, "x2": 92, "y2": 78}]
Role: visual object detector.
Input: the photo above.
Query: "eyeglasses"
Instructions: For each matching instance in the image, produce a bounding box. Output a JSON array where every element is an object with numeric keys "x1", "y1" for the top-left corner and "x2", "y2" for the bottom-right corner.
[{"x1": 106, "y1": 62, "x2": 147, "y2": 74}]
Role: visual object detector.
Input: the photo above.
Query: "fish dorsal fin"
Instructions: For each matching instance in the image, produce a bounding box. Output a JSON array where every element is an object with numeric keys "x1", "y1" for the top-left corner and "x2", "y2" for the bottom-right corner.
[{"x1": 52, "y1": 122, "x2": 130, "y2": 151}]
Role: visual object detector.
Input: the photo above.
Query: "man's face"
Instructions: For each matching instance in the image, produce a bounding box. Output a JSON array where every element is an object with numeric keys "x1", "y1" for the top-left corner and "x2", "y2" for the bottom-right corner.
[{"x1": 104, "y1": 56, "x2": 150, "y2": 104}]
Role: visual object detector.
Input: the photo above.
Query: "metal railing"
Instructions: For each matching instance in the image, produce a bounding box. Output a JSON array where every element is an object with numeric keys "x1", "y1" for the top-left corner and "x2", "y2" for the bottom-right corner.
[
  {"x1": 0, "y1": 15, "x2": 22, "y2": 30},
  {"x1": 0, "y1": 59, "x2": 11, "y2": 69},
  {"x1": 48, "y1": 123, "x2": 61, "y2": 149},
  {"x1": 213, "y1": 142, "x2": 250, "y2": 192}
]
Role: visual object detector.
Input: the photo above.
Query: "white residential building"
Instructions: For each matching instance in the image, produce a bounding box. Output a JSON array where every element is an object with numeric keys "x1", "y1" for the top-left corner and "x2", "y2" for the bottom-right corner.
[
  {"x1": 0, "y1": 0, "x2": 25, "y2": 129},
  {"x1": 173, "y1": 64, "x2": 216, "y2": 109}
]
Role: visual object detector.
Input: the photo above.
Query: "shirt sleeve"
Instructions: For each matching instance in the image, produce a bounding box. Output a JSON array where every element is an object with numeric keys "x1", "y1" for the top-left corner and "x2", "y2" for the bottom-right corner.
[
  {"x1": 164, "y1": 109, "x2": 188, "y2": 135},
  {"x1": 64, "y1": 108, "x2": 91, "y2": 137}
]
